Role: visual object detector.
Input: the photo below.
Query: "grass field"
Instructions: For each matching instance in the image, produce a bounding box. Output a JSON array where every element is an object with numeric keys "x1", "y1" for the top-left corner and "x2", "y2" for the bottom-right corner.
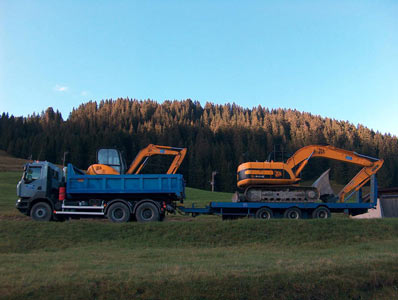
[{"x1": 1, "y1": 167, "x2": 398, "y2": 299}]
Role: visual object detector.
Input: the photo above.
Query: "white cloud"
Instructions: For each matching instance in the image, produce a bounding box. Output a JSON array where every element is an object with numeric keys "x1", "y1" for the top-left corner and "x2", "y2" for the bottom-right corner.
[{"x1": 54, "y1": 84, "x2": 68, "y2": 92}]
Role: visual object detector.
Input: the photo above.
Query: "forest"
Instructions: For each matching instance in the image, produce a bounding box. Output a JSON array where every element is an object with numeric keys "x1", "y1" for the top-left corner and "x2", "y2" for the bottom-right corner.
[{"x1": 1, "y1": 98, "x2": 397, "y2": 191}]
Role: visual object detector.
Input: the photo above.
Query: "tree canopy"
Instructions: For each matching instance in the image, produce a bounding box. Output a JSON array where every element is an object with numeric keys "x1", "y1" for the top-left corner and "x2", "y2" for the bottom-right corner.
[{"x1": 1, "y1": 99, "x2": 397, "y2": 191}]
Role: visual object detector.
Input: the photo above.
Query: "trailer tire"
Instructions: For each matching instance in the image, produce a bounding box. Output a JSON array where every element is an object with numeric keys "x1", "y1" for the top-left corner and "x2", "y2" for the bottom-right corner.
[
  {"x1": 135, "y1": 202, "x2": 160, "y2": 222},
  {"x1": 283, "y1": 207, "x2": 302, "y2": 219},
  {"x1": 31, "y1": 202, "x2": 52, "y2": 221},
  {"x1": 255, "y1": 207, "x2": 273, "y2": 220},
  {"x1": 108, "y1": 203, "x2": 131, "y2": 223},
  {"x1": 312, "y1": 207, "x2": 331, "y2": 219}
]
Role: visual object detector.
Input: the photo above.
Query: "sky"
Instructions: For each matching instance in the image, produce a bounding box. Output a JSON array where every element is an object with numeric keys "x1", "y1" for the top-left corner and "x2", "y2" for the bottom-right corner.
[{"x1": 1, "y1": 0, "x2": 398, "y2": 136}]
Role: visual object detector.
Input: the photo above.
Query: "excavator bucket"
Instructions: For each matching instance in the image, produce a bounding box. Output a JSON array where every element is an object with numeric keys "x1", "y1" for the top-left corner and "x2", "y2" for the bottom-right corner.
[{"x1": 312, "y1": 169, "x2": 335, "y2": 200}]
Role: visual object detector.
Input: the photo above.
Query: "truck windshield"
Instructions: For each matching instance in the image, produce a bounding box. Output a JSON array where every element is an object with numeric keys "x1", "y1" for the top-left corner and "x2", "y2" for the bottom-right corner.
[{"x1": 24, "y1": 166, "x2": 42, "y2": 183}]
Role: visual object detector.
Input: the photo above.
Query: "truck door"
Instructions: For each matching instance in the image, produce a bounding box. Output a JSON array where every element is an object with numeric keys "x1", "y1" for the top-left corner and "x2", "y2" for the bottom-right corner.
[{"x1": 18, "y1": 165, "x2": 47, "y2": 199}]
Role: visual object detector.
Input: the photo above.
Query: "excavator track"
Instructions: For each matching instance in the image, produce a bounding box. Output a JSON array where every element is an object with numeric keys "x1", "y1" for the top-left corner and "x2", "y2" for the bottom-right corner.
[{"x1": 243, "y1": 185, "x2": 320, "y2": 202}]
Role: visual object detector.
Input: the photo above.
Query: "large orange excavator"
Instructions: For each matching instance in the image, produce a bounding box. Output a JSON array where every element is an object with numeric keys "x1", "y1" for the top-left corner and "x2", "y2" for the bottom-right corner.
[
  {"x1": 236, "y1": 145, "x2": 384, "y2": 203},
  {"x1": 87, "y1": 144, "x2": 187, "y2": 175}
]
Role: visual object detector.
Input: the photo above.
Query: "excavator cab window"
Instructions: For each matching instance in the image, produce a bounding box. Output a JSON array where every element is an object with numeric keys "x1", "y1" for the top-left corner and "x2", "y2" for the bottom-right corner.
[
  {"x1": 266, "y1": 149, "x2": 292, "y2": 162},
  {"x1": 97, "y1": 149, "x2": 127, "y2": 174}
]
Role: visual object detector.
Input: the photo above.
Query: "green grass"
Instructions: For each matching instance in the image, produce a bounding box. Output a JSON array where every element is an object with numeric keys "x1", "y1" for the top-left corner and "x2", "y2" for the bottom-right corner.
[
  {"x1": 1, "y1": 171, "x2": 398, "y2": 299},
  {"x1": 184, "y1": 187, "x2": 232, "y2": 206},
  {"x1": 0, "y1": 171, "x2": 22, "y2": 217}
]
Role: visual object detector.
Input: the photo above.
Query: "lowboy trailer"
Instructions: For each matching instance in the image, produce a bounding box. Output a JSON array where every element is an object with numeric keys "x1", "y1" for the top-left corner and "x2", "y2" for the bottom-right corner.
[{"x1": 178, "y1": 176, "x2": 379, "y2": 220}]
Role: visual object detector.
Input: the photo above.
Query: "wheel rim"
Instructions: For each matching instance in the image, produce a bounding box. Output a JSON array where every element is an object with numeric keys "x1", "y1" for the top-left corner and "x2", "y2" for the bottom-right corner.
[
  {"x1": 142, "y1": 208, "x2": 153, "y2": 220},
  {"x1": 259, "y1": 211, "x2": 270, "y2": 219},
  {"x1": 36, "y1": 207, "x2": 46, "y2": 218},
  {"x1": 288, "y1": 211, "x2": 299, "y2": 219},
  {"x1": 318, "y1": 210, "x2": 327, "y2": 218},
  {"x1": 112, "y1": 208, "x2": 124, "y2": 220}
]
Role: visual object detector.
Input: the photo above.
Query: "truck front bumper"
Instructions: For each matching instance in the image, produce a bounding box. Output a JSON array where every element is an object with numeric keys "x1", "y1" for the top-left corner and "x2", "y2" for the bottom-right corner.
[{"x1": 16, "y1": 198, "x2": 30, "y2": 215}]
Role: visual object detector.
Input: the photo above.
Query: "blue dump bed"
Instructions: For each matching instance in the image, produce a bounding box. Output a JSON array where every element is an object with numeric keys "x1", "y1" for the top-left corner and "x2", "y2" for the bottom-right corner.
[{"x1": 66, "y1": 163, "x2": 185, "y2": 199}]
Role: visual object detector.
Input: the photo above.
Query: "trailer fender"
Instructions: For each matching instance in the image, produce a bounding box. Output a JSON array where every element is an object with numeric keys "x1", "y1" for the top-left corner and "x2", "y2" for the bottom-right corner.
[{"x1": 104, "y1": 199, "x2": 133, "y2": 215}]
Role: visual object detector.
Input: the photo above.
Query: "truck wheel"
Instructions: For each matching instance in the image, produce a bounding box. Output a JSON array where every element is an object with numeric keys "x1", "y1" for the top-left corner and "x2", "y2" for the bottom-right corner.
[
  {"x1": 255, "y1": 207, "x2": 273, "y2": 220},
  {"x1": 312, "y1": 207, "x2": 331, "y2": 219},
  {"x1": 31, "y1": 202, "x2": 52, "y2": 221},
  {"x1": 284, "y1": 207, "x2": 302, "y2": 219},
  {"x1": 135, "y1": 202, "x2": 160, "y2": 222},
  {"x1": 108, "y1": 203, "x2": 131, "y2": 223}
]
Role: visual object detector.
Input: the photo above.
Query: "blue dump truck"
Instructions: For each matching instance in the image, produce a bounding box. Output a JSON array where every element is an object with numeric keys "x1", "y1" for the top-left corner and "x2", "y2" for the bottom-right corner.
[{"x1": 16, "y1": 162, "x2": 185, "y2": 222}]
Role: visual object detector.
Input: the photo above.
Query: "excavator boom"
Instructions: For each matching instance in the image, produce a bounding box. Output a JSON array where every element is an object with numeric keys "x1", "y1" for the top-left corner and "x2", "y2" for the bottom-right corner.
[{"x1": 126, "y1": 144, "x2": 187, "y2": 175}]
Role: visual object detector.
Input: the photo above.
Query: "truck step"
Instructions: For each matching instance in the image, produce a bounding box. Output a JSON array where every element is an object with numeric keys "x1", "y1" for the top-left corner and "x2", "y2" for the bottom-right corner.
[
  {"x1": 54, "y1": 211, "x2": 104, "y2": 215},
  {"x1": 61, "y1": 205, "x2": 105, "y2": 209}
]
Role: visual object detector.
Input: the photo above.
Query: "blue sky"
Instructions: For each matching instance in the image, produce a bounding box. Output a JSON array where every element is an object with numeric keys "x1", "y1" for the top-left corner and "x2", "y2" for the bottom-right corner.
[{"x1": 1, "y1": 0, "x2": 397, "y2": 135}]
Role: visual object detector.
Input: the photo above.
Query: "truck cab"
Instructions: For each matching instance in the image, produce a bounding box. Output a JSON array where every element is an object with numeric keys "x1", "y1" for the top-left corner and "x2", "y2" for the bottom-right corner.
[{"x1": 16, "y1": 161, "x2": 63, "y2": 220}]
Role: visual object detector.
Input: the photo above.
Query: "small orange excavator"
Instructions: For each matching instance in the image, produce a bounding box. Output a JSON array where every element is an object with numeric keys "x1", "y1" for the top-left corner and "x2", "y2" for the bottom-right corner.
[
  {"x1": 236, "y1": 145, "x2": 384, "y2": 203},
  {"x1": 87, "y1": 144, "x2": 187, "y2": 175}
]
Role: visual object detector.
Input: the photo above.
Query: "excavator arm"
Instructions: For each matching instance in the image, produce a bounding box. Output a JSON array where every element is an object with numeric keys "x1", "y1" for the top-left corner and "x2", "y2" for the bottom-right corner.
[
  {"x1": 286, "y1": 145, "x2": 383, "y2": 202},
  {"x1": 126, "y1": 144, "x2": 187, "y2": 175}
]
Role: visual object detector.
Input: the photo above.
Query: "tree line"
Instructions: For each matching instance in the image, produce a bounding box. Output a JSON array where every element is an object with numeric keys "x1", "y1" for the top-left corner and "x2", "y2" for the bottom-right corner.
[{"x1": 1, "y1": 98, "x2": 397, "y2": 191}]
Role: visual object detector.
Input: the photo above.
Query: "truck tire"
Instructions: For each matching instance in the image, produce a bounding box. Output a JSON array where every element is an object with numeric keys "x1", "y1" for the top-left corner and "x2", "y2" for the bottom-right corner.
[
  {"x1": 255, "y1": 207, "x2": 273, "y2": 220},
  {"x1": 312, "y1": 207, "x2": 331, "y2": 219},
  {"x1": 283, "y1": 207, "x2": 302, "y2": 219},
  {"x1": 31, "y1": 202, "x2": 52, "y2": 221},
  {"x1": 108, "y1": 203, "x2": 131, "y2": 223},
  {"x1": 135, "y1": 202, "x2": 160, "y2": 222}
]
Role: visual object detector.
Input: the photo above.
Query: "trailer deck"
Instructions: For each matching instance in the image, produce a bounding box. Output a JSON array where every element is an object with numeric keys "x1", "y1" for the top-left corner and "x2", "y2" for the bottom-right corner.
[{"x1": 178, "y1": 176, "x2": 378, "y2": 219}]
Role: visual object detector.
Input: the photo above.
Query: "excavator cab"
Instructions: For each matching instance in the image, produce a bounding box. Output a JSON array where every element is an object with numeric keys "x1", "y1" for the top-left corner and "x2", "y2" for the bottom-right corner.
[
  {"x1": 86, "y1": 148, "x2": 127, "y2": 175},
  {"x1": 97, "y1": 149, "x2": 127, "y2": 174}
]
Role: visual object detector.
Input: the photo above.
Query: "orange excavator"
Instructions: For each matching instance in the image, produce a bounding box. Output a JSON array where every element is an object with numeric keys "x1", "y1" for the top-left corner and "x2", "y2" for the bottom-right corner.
[
  {"x1": 87, "y1": 144, "x2": 187, "y2": 175},
  {"x1": 236, "y1": 145, "x2": 384, "y2": 203}
]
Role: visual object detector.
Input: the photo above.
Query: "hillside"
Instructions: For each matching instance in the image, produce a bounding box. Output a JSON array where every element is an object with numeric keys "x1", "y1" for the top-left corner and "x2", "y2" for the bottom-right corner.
[
  {"x1": 1, "y1": 99, "x2": 397, "y2": 191},
  {"x1": 0, "y1": 150, "x2": 28, "y2": 171}
]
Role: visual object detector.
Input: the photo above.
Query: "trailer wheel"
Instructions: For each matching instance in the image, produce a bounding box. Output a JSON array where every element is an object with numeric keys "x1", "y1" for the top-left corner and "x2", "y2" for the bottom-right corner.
[
  {"x1": 312, "y1": 207, "x2": 331, "y2": 219},
  {"x1": 31, "y1": 202, "x2": 52, "y2": 221},
  {"x1": 108, "y1": 203, "x2": 131, "y2": 223},
  {"x1": 255, "y1": 207, "x2": 273, "y2": 220},
  {"x1": 136, "y1": 202, "x2": 160, "y2": 222},
  {"x1": 284, "y1": 207, "x2": 302, "y2": 219}
]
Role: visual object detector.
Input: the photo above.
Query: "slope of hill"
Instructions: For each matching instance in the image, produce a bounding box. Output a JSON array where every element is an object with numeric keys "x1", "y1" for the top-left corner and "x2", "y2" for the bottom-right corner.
[{"x1": 0, "y1": 150, "x2": 28, "y2": 171}]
